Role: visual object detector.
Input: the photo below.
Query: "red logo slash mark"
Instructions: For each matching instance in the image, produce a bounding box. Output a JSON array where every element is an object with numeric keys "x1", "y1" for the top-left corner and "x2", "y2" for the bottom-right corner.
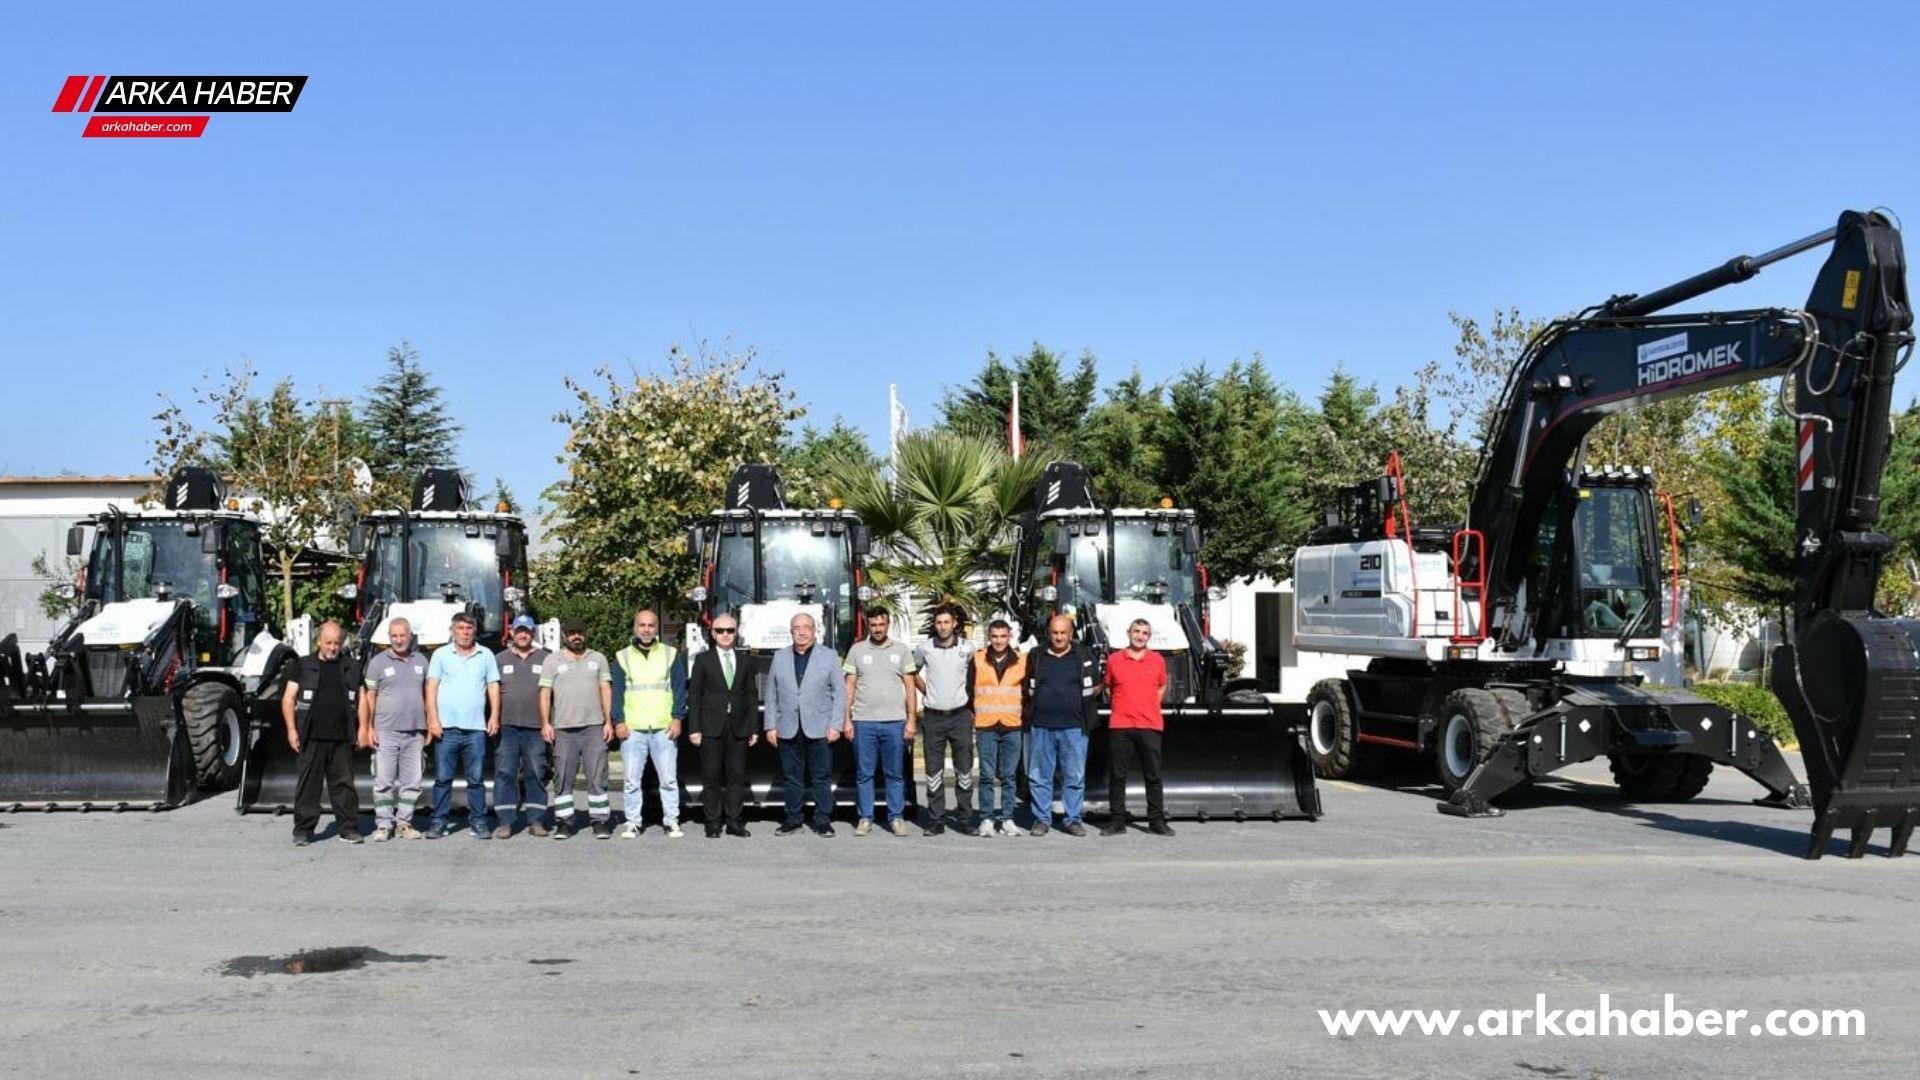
[{"x1": 52, "y1": 75, "x2": 88, "y2": 112}]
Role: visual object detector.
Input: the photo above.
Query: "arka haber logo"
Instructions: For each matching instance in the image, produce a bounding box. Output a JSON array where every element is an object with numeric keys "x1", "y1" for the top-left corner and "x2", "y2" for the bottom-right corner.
[{"x1": 51, "y1": 75, "x2": 307, "y2": 138}]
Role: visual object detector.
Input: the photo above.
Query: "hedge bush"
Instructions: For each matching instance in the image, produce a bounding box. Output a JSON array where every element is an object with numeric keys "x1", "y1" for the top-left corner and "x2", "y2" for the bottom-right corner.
[{"x1": 1688, "y1": 681, "x2": 1796, "y2": 745}]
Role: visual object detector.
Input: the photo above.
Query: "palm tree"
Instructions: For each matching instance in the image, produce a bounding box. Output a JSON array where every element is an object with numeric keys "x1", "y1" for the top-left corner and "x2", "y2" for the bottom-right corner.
[{"x1": 824, "y1": 430, "x2": 1049, "y2": 627}]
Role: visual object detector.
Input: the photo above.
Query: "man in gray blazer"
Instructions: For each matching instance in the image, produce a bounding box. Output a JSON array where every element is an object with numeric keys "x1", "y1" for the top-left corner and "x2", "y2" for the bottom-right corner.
[{"x1": 762, "y1": 612, "x2": 846, "y2": 836}]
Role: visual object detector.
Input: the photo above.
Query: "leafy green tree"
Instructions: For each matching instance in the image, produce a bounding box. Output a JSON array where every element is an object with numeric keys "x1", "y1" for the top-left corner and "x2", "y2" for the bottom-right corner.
[
  {"x1": 30, "y1": 551, "x2": 84, "y2": 622},
  {"x1": 361, "y1": 341, "x2": 462, "y2": 504},
  {"x1": 1700, "y1": 411, "x2": 1797, "y2": 629},
  {"x1": 1077, "y1": 370, "x2": 1170, "y2": 508},
  {"x1": 1157, "y1": 358, "x2": 1312, "y2": 583},
  {"x1": 824, "y1": 429, "x2": 1048, "y2": 622},
  {"x1": 151, "y1": 368, "x2": 363, "y2": 626},
  {"x1": 1873, "y1": 400, "x2": 1920, "y2": 614},
  {"x1": 784, "y1": 417, "x2": 878, "y2": 506},
  {"x1": 938, "y1": 343, "x2": 1098, "y2": 452},
  {"x1": 538, "y1": 346, "x2": 802, "y2": 612}
]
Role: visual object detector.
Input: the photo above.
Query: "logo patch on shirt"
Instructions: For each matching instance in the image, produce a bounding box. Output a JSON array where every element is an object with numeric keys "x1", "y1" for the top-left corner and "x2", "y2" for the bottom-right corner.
[
  {"x1": 383, "y1": 666, "x2": 395, "y2": 678},
  {"x1": 501, "y1": 665, "x2": 515, "y2": 675},
  {"x1": 587, "y1": 662, "x2": 598, "y2": 671},
  {"x1": 533, "y1": 664, "x2": 544, "y2": 675},
  {"x1": 557, "y1": 664, "x2": 572, "y2": 674}
]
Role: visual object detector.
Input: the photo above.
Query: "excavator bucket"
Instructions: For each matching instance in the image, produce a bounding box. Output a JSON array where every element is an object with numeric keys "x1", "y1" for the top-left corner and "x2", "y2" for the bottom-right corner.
[
  {"x1": 1773, "y1": 617, "x2": 1920, "y2": 859},
  {"x1": 237, "y1": 725, "x2": 408, "y2": 815},
  {"x1": 1085, "y1": 701, "x2": 1321, "y2": 821},
  {"x1": 0, "y1": 637, "x2": 193, "y2": 811}
]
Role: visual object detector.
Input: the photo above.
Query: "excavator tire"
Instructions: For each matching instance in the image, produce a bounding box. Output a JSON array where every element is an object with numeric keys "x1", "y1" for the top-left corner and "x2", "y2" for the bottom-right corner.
[
  {"x1": 1436, "y1": 688, "x2": 1511, "y2": 795},
  {"x1": 1608, "y1": 753, "x2": 1714, "y2": 802},
  {"x1": 182, "y1": 680, "x2": 245, "y2": 792},
  {"x1": 1306, "y1": 679, "x2": 1370, "y2": 780}
]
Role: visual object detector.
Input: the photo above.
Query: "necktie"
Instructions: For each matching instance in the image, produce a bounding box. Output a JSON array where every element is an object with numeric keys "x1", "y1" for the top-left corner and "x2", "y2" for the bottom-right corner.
[{"x1": 722, "y1": 650, "x2": 734, "y2": 688}]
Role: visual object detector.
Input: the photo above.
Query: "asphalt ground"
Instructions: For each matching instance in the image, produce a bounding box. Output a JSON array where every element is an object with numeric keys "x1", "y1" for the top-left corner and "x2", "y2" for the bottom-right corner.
[{"x1": 2, "y1": 750, "x2": 1915, "y2": 1080}]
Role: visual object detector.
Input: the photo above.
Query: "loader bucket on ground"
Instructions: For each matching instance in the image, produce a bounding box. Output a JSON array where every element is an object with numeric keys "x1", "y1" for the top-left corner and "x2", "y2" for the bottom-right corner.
[
  {"x1": 0, "y1": 695, "x2": 191, "y2": 812},
  {"x1": 238, "y1": 724, "x2": 426, "y2": 815},
  {"x1": 1084, "y1": 702, "x2": 1321, "y2": 821},
  {"x1": 1772, "y1": 617, "x2": 1920, "y2": 859}
]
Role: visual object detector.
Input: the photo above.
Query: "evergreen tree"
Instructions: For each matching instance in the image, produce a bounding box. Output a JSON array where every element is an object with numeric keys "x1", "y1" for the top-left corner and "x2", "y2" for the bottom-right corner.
[{"x1": 361, "y1": 341, "x2": 462, "y2": 503}]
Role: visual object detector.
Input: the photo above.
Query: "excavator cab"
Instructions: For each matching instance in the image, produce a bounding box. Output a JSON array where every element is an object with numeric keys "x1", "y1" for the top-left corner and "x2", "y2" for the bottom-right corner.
[{"x1": 1010, "y1": 462, "x2": 1320, "y2": 821}]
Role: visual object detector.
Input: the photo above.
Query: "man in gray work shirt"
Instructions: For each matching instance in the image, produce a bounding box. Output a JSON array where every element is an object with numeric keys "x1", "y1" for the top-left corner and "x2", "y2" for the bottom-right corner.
[
  {"x1": 493, "y1": 614, "x2": 552, "y2": 838},
  {"x1": 914, "y1": 603, "x2": 978, "y2": 836},
  {"x1": 359, "y1": 617, "x2": 427, "y2": 842},
  {"x1": 541, "y1": 629, "x2": 614, "y2": 839}
]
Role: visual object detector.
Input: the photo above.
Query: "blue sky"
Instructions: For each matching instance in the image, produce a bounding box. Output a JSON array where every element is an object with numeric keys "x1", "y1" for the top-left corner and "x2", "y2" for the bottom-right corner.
[{"x1": 4, "y1": 2, "x2": 1915, "y2": 524}]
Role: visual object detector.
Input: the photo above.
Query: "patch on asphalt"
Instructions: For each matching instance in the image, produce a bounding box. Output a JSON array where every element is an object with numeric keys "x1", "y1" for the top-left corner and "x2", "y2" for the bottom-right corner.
[
  {"x1": 528, "y1": 958, "x2": 575, "y2": 965},
  {"x1": 220, "y1": 946, "x2": 442, "y2": 977}
]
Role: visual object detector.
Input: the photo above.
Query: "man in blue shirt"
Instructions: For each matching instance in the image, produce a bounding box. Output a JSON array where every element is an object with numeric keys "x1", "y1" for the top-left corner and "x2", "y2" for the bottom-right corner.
[{"x1": 426, "y1": 611, "x2": 501, "y2": 839}]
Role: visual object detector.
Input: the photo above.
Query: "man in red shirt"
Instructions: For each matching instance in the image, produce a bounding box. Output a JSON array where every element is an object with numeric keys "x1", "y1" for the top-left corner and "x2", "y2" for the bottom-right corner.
[{"x1": 1102, "y1": 618, "x2": 1174, "y2": 836}]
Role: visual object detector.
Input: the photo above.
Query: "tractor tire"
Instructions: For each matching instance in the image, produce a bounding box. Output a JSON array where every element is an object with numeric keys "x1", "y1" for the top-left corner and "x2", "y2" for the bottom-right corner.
[
  {"x1": 1306, "y1": 679, "x2": 1370, "y2": 779},
  {"x1": 1487, "y1": 688, "x2": 1536, "y2": 791},
  {"x1": 1435, "y1": 688, "x2": 1512, "y2": 795},
  {"x1": 182, "y1": 680, "x2": 246, "y2": 793},
  {"x1": 1608, "y1": 753, "x2": 1715, "y2": 802}
]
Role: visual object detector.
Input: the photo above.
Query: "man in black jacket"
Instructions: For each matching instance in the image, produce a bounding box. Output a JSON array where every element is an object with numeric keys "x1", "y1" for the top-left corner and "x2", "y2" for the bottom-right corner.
[
  {"x1": 279, "y1": 621, "x2": 363, "y2": 845},
  {"x1": 686, "y1": 615, "x2": 759, "y2": 837}
]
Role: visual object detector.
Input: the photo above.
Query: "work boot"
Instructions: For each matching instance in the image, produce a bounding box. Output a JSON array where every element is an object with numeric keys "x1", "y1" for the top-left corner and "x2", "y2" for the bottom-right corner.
[
  {"x1": 492, "y1": 824, "x2": 512, "y2": 840},
  {"x1": 424, "y1": 822, "x2": 450, "y2": 840},
  {"x1": 776, "y1": 821, "x2": 804, "y2": 836},
  {"x1": 855, "y1": 819, "x2": 873, "y2": 836},
  {"x1": 811, "y1": 822, "x2": 836, "y2": 837},
  {"x1": 1063, "y1": 822, "x2": 1087, "y2": 837},
  {"x1": 370, "y1": 826, "x2": 393, "y2": 843},
  {"x1": 1149, "y1": 821, "x2": 1176, "y2": 837},
  {"x1": 725, "y1": 824, "x2": 751, "y2": 838},
  {"x1": 396, "y1": 823, "x2": 424, "y2": 840},
  {"x1": 924, "y1": 822, "x2": 947, "y2": 837},
  {"x1": 337, "y1": 828, "x2": 363, "y2": 844},
  {"x1": 1030, "y1": 822, "x2": 1050, "y2": 837},
  {"x1": 889, "y1": 819, "x2": 909, "y2": 837},
  {"x1": 552, "y1": 823, "x2": 573, "y2": 840},
  {"x1": 1100, "y1": 818, "x2": 1128, "y2": 837},
  {"x1": 527, "y1": 821, "x2": 549, "y2": 838},
  {"x1": 591, "y1": 820, "x2": 612, "y2": 839},
  {"x1": 292, "y1": 832, "x2": 313, "y2": 847}
]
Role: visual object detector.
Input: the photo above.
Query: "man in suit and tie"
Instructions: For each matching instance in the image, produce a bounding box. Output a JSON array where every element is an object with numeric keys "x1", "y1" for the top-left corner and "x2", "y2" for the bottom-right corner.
[
  {"x1": 687, "y1": 614, "x2": 759, "y2": 838},
  {"x1": 762, "y1": 611, "x2": 846, "y2": 837}
]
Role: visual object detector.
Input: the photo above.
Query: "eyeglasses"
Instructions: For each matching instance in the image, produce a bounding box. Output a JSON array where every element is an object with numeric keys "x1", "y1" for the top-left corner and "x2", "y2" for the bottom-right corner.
[{"x1": 712, "y1": 627, "x2": 737, "y2": 635}]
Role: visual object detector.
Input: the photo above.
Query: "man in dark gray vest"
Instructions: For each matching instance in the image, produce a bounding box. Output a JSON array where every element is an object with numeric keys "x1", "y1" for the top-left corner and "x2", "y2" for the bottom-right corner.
[{"x1": 280, "y1": 621, "x2": 363, "y2": 845}]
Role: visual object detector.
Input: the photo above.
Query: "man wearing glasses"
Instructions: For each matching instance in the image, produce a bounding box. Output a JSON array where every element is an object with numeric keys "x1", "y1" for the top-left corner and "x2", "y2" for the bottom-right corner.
[{"x1": 686, "y1": 616, "x2": 759, "y2": 837}]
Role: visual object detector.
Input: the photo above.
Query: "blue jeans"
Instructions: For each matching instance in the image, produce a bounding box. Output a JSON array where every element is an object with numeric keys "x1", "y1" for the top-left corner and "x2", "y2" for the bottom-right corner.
[
  {"x1": 1026, "y1": 725, "x2": 1087, "y2": 827},
  {"x1": 431, "y1": 727, "x2": 489, "y2": 828},
  {"x1": 853, "y1": 720, "x2": 907, "y2": 823},
  {"x1": 778, "y1": 731, "x2": 834, "y2": 827},
  {"x1": 622, "y1": 727, "x2": 681, "y2": 826},
  {"x1": 977, "y1": 728, "x2": 1023, "y2": 824},
  {"x1": 493, "y1": 725, "x2": 548, "y2": 824}
]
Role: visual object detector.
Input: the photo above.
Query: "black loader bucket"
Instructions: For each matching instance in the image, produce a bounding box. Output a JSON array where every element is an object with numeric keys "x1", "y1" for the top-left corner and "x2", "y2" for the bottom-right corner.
[
  {"x1": 238, "y1": 724, "x2": 419, "y2": 816},
  {"x1": 1772, "y1": 616, "x2": 1920, "y2": 859},
  {"x1": 0, "y1": 692, "x2": 191, "y2": 812},
  {"x1": 1084, "y1": 701, "x2": 1321, "y2": 821}
]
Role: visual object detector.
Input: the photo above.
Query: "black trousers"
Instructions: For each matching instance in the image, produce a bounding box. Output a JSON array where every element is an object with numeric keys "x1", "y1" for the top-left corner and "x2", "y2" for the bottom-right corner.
[
  {"x1": 921, "y1": 707, "x2": 975, "y2": 821},
  {"x1": 294, "y1": 736, "x2": 360, "y2": 837},
  {"x1": 1107, "y1": 728, "x2": 1165, "y2": 825},
  {"x1": 699, "y1": 733, "x2": 750, "y2": 827}
]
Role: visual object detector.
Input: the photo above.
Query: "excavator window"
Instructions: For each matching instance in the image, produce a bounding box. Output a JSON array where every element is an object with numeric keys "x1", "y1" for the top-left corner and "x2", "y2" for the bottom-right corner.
[
  {"x1": 1113, "y1": 520, "x2": 1196, "y2": 606},
  {"x1": 1572, "y1": 487, "x2": 1656, "y2": 638}
]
